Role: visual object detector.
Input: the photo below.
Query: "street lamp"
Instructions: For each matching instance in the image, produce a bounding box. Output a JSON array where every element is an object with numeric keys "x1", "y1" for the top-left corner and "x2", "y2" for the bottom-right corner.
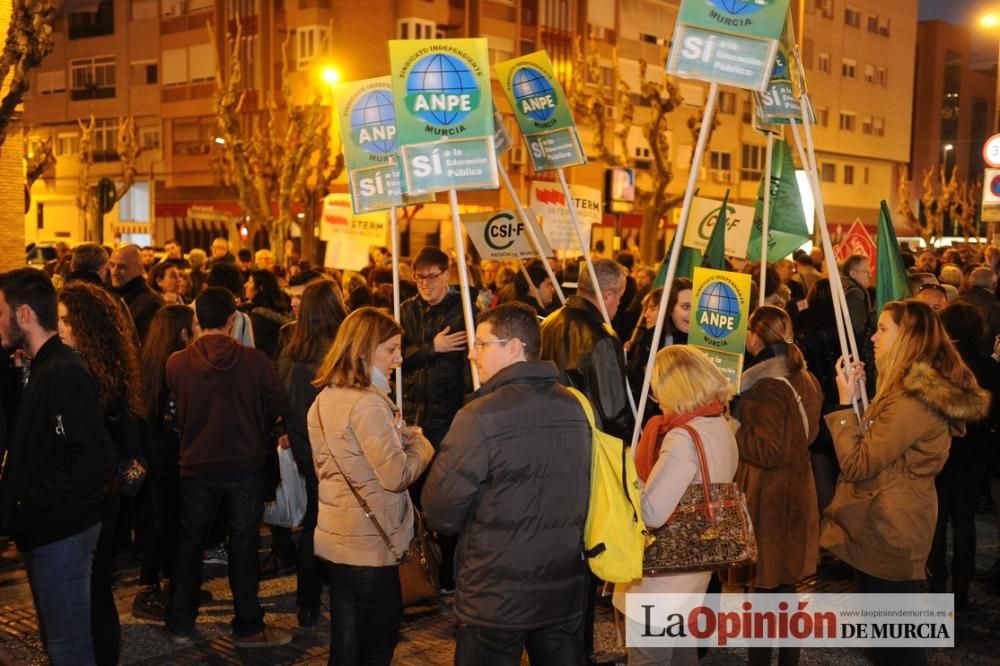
[
  {"x1": 978, "y1": 12, "x2": 1000, "y2": 133},
  {"x1": 942, "y1": 143, "x2": 953, "y2": 171},
  {"x1": 320, "y1": 66, "x2": 340, "y2": 87}
]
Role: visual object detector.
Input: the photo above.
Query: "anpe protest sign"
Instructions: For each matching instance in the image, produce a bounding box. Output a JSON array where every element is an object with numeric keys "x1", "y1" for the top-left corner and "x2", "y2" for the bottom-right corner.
[
  {"x1": 682, "y1": 196, "x2": 756, "y2": 258},
  {"x1": 464, "y1": 210, "x2": 553, "y2": 260},
  {"x1": 666, "y1": 0, "x2": 792, "y2": 92},
  {"x1": 494, "y1": 51, "x2": 586, "y2": 171},
  {"x1": 321, "y1": 196, "x2": 388, "y2": 271},
  {"x1": 689, "y1": 267, "x2": 753, "y2": 392},
  {"x1": 529, "y1": 182, "x2": 602, "y2": 254},
  {"x1": 389, "y1": 39, "x2": 499, "y2": 194}
]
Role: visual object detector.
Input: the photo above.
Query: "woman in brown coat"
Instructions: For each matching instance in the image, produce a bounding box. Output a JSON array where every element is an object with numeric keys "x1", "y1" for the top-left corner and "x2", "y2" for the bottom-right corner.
[
  {"x1": 734, "y1": 305, "x2": 821, "y2": 666},
  {"x1": 308, "y1": 308, "x2": 435, "y2": 666},
  {"x1": 828, "y1": 300, "x2": 990, "y2": 666}
]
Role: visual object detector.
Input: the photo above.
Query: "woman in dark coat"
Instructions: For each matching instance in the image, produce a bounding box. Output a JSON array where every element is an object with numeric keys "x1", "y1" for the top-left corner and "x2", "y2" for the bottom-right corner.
[{"x1": 243, "y1": 269, "x2": 292, "y2": 359}]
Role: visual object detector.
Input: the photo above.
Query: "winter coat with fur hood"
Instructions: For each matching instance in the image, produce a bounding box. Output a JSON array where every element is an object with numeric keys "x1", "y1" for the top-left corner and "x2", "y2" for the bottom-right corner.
[{"x1": 820, "y1": 363, "x2": 991, "y2": 581}]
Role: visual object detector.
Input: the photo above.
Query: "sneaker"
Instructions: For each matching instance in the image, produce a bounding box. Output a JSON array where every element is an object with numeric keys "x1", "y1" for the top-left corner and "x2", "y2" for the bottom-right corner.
[
  {"x1": 165, "y1": 628, "x2": 195, "y2": 646},
  {"x1": 297, "y1": 606, "x2": 320, "y2": 629},
  {"x1": 233, "y1": 625, "x2": 293, "y2": 648},
  {"x1": 202, "y1": 543, "x2": 228, "y2": 565},
  {"x1": 132, "y1": 588, "x2": 167, "y2": 622}
]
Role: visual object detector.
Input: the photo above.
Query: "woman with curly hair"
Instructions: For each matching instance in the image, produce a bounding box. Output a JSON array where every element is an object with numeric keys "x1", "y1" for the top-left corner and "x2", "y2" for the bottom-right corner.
[
  {"x1": 131, "y1": 305, "x2": 196, "y2": 622},
  {"x1": 58, "y1": 282, "x2": 145, "y2": 666}
]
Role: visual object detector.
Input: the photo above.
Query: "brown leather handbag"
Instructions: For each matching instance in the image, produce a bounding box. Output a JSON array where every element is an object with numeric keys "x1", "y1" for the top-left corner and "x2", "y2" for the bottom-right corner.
[{"x1": 642, "y1": 424, "x2": 757, "y2": 576}]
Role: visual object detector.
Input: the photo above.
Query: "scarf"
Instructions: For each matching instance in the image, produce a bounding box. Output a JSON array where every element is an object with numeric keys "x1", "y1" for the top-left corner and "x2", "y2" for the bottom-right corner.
[
  {"x1": 371, "y1": 366, "x2": 391, "y2": 394},
  {"x1": 635, "y1": 401, "x2": 726, "y2": 482}
]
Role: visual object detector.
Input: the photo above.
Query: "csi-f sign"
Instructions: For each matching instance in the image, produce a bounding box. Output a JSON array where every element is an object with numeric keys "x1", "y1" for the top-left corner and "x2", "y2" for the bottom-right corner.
[{"x1": 463, "y1": 210, "x2": 553, "y2": 260}]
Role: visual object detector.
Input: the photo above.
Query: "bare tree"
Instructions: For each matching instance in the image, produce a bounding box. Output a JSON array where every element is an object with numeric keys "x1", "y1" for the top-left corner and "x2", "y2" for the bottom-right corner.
[
  {"x1": 0, "y1": 0, "x2": 57, "y2": 149},
  {"x1": 567, "y1": 38, "x2": 710, "y2": 264},
  {"x1": 24, "y1": 132, "x2": 55, "y2": 187},
  {"x1": 897, "y1": 164, "x2": 979, "y2": 244},
  {"x1": 76, "y1": 115, "x2": 142, "y2": 243},
  {"x1": 209, "y1": 21, "x2": 344, "y2": 264}
]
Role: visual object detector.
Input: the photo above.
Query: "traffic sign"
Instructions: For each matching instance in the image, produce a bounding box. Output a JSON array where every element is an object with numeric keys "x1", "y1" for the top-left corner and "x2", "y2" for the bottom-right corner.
[
  {"x1": 983, "y1": 133, "x2": 1000, "y2": 168},
  {"x1": 982, "y1": 167, "x2": 1000, "y2": 222}
]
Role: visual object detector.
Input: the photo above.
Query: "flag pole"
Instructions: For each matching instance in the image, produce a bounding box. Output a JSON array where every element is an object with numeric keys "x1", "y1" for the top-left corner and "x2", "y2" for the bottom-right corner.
[
  {"x1": 758, "y1": 131, "x2": 775, "y2": 307},
  {"x1": 389, "y1": 206, "x2": 404, "y2": 412},
  {"x1": 556, "y1": 167, "x2": 611, "y2": 326},
  {"x1": 498, "y1": 161, "x2": 566, "y2": 304},
  {"x1": 630, "y1": 82, "x2": 720, "y2": 448},
  {"x1": 447, "y1": 189, "x2": 481, "y2": 391},
  {"x1": 789, "y1": 113, "x2": 868, "y2": 412}
]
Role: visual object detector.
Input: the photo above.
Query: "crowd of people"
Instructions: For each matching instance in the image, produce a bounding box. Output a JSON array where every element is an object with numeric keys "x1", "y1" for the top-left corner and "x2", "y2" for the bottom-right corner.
[{"x1": 0, "y1": 235, "x2": 998, "y2": 666}]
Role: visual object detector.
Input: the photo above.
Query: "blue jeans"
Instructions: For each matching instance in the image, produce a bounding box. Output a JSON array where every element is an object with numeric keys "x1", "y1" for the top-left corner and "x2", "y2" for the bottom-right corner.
[
  {"x1": 24, "y1": 522, "x2": 102, "y2": 666},
  {"x1": 166, "y1": 472, "x2": 265, "y2": 637}
]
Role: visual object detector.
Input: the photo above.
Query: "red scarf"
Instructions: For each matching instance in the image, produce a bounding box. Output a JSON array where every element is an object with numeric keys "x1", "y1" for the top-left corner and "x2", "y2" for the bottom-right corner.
[{"x1": 635, "y1": 401, "x2": 726, "y2": 482}]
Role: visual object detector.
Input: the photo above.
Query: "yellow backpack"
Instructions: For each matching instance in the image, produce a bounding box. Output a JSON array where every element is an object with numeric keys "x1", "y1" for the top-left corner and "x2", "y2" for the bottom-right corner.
[{"x1": 566, "y1": 387, "x2": 647, "y2": 583}]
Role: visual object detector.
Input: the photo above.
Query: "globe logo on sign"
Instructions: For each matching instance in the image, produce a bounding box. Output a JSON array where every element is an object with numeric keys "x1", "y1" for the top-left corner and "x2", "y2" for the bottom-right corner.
[
  {"x1": 350, "y1": 90, "x2": 397, "y2": 155},
  {"x1": 406, "y1": 53, "x2": 479, "y2": 126},
  {"x1": 708, "y1": 0, "x2": 770, "y2": 16},
  {"x1": 771, "y1": 50, "x2": 788, "y2": 78},
  {"x1": 991, "y1": 174, "x2": 1000, "y2": 197},
  {"x1": 512, "y1": 66, "x2": 557, "y2": 122},
  {"x1": 698, "y1": 280, "x2": 741, "y2": 339}
]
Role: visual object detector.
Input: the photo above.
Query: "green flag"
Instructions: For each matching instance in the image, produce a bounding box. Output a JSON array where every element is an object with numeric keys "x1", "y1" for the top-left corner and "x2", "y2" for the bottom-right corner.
[
  {"x1": 875, "y1": 200, "x2": 911, "y2": 312},
  {"x1": 747, "y1": 140, "x2": 810, "y2": 262},
  {"x1": 702, "y1": 189, "x2": 729, "y2": 270},
  {"x1": 654, "y1": 231, "x2": 701, "y2": 287}
]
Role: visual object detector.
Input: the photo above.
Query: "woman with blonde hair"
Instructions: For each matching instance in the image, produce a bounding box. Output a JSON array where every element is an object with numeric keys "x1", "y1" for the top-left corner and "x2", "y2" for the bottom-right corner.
[
  {"x1": 827, "y1": 299, "x2": 990, "y2": 666},
  {"x1": 734, "y1": 305, "x2": 822, "y2": 666},
  {"x1": 613, "y1": 345, "x2": 739, "y2": 666},
  {"x1": 308, "y1": 307, "x2": 434, "y2": 665}
]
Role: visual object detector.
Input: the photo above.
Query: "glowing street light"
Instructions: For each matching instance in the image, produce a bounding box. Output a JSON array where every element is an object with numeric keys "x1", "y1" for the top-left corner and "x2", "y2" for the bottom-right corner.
[
  {"x1": 980, "y1": 13, "x2": 1000, "y2": 28},
  {"x1": 320, "y1": 66, "x2": 341, "y2": 86}
]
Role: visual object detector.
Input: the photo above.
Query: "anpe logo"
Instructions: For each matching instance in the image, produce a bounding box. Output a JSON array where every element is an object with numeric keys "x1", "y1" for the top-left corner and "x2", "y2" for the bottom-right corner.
[
  {"x1": 405, "y1": 53, "x2": 481, "y2": 127},
  {"x1": 512, "y1": 66, "x2": 557, "y2": 122},
  {"x1": 697, "y1": 280, "x2": 741, "y2": 339},
  {"x1": 350, "y1": 89, "x2": 398, "y2": 155},
  {"x1": 707, "y1": 0, "x2": 771, "y2": 16},
  {"x1": 484, "y1": 212, "x2": 523, "y2": 250}
]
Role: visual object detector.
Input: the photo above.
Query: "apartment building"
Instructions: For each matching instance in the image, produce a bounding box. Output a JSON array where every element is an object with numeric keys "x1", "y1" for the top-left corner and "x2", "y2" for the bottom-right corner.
[{"x1": 21, "y1": 0, "x2": 918, "y2": 257}]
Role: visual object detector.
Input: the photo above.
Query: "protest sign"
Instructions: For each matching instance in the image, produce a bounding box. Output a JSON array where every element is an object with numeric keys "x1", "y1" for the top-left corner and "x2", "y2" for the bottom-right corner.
[
  {"x1": 688, "y1": 267, "x2": 753, "y2": 392},
  {"x1": 682, "y1": 196, "x2": 756, "y2": 258},
  {"x1": 529, "y1": 182, "x2": 602, "y2": 254},
  {"x1": 321, "y1": 197, "x2": 388, "y2": 270},
  {"x1": 463, "y1": 210, "x2": 553, "y2": 260}
]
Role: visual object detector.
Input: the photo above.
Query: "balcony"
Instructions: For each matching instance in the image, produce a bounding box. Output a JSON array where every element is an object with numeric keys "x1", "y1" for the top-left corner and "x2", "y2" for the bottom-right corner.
[
  {"x1": 160, "y1": 10, "x2": 213, "y2": 35},
  {"x1": 68, "y1": 1, "x2": 114, "y2": 39},
  {"x1": 161, "y1": 82, "x2": 215, "y2": 103},
  {"x1": 70, "y1": 85, "x2": 116, "y2": 101}
]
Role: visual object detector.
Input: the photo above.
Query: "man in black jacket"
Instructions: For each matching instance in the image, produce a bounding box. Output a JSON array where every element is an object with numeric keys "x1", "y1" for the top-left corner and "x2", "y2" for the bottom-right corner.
[
  {"x1": 0, "y1": 268, "x2": 114, "y2": 664},
  {"x1": 422, "y1": 303, "x2": 591, "y2": 665},
  {"x1": 540, "y1": 257, "x2": 634, "y2": 441},
  {"x1": 110, "y1": 244, "x2": 163, "y2": 343}
]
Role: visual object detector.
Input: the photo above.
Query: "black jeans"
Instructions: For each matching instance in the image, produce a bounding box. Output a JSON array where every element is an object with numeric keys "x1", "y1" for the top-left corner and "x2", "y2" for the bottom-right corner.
[
  {"x1": 297, "y1": 476, "x2": 323, "y2": 611},
  {"x1": 326, "y1": 562, "x2": 402, "y2": 666},
  {"x1": 454, "y1": 615, "x2": 585, "y2": 666},
  {"x1": 138, "y1": 463, "x2": 179, "y2": 587},
  {"x1": 854, "y1": 570, "x2": 928, "y2": 666},
  {"x1": 927, "y1": 460, "x2": 986, "y2": 598},
  {"x1": 91, "y1": 495, "x2": 121, "y2": 666},
  {"x1": 166, "y1": 472, "x2": 265, "y2": 638}
]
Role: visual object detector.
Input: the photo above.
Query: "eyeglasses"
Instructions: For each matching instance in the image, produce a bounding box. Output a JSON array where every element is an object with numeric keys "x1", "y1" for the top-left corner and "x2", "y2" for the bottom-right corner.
[
  {"x1": 473, "y1": 338, "x2": 511, "y2": 350},
  {"x1": 917, "y1": 283, "x2": 947, "y2": 296},
  {"x1": 413, "y1": 271, "x2": 445, "y2": 284}
]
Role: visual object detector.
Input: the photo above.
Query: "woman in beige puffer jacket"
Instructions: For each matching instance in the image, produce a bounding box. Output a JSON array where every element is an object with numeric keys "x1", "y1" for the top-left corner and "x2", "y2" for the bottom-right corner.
[{"x1": 308, "y1": 307, "x2": 434, "y2": 666}]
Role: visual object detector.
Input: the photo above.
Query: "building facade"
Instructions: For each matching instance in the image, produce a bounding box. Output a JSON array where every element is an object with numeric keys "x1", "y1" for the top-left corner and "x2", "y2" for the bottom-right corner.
[{"x1": 22, "y1": 0, "x2": 919, "y2": 259}]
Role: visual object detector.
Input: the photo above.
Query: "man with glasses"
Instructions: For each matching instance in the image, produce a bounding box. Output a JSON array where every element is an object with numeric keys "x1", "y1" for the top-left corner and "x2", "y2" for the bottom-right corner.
[
  {"x1": 421, "y1": 303, "x2": 591, "y2": 665},
  {"x1": 400, "y1": 246, "x2": 477, "y2": 591}
]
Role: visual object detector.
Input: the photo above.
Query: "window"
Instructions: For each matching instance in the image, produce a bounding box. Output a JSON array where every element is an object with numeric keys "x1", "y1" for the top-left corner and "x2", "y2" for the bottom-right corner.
[
  {"x1": 68, "y1": 0, "x2": 114, "y2": 39},
  {"x1": 867, "y1": 15, "x2": 878, "y2": 33},
  {"x1": 741, "y1": 144, "x2": 766, "y2": 181},
  {"x1": 93, "y1": 119, "x2": 119, "y2": 161},
  {"x1": 709, "y1": 151, "x2": 732, "y2": 182},
  {"x1": 815, "y1": 106, "x2": 829, "y2": 127},
  {"x1": 839, "y1": 112, "x2": 856, "y2": 131},
  {"x1": 139, "y1": 126, "x2": 161, "y2": 150},
  {"x1": 864, "y1": 167, "x2": 870, "y2": 184},
  {"x1": 295, "y1": 25, "x2": 330, "y2": 70},
  {"x1": 815, "y1": 0, "x2": 833, "y2": 19},
  {"x1": 397, "y1": 17, "x2": 438, "y2": 40},
  {"x1": 878, "y1": 16, "x2": 891, "y2": 37},
  {"x1": 640, "y1": 33, "x2": 658, "y2": 45},
  {"x1": 862, "y1": 115, "x2": 873, "y2": 134},
  {"x1": 864, "y1": 64, "x2": 874, "y2": 83},
  {"x1": 820, "y1": 163, "x2": 836, "y2": 182},
  {"x1": 130, "y1": 61, "x2": 157, "y2": 85},
  {"x1": 844, "y1": 165, "x2": 854, "y2": 185},
  {"x1": 161, "y1": 45, "x2": 215, "y2": 86},
  {"x1": 841, "y1": 58, "x2": 856, "y2": 79},
  {"x1": 56, "y1": 132, "x2": 79, "y2": 156},
  {"x1": 172, "y1": 117, "x2": 215, "y2": 155},
  {"x1": 818, "y1": 52, "x2": 830, "y2": 73},
  {"x1": 718, "y1": 91, "x2": 737, "y2": 115},
  {"x1": 742, "y1": 99, "x2": 754, "y2": 124},
  {"x1": 844, "y1": 6, "x2": 860, "y2": 28},
  {"x1": 873, "y1": 116, "x2": 885, "y2": 137},
  {"x1": 37, "y1": 71, "x2": 66, "y2": 95},
  {"x1": 70, "y1": 56, "x2": 116, "y2": 100},
  {"x1": 875, "y1": 67, "x2": 887, "y2": 87}
]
